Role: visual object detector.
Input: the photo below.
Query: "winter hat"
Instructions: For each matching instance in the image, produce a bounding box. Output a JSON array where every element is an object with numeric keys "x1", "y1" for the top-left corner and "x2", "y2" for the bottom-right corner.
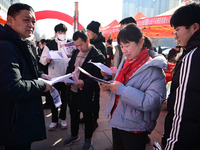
[
  {"x1": 87, "y1": 21, "x2": 100, "y2": 35},
  {"x1": 119, "y1": 17, "x2": 137, "y2": 25}
]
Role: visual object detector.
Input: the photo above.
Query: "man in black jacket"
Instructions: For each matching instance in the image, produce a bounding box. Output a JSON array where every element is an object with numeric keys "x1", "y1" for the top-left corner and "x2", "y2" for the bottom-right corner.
[
  {"x1": 162, "y1": 2, "x2": 200, "y2": 150},
  {"x1": 0, "y1": 3, "x2": 52, "y2": 150},
  {"x1": 87, "y1": 20, "x2": 107, "y2": 60},
  {"x1": 64, "y1": 31, "x2": 104, "y2": 150},
  {"x1": 86, "y1": 21, "x2": 106, "y2": 128}
]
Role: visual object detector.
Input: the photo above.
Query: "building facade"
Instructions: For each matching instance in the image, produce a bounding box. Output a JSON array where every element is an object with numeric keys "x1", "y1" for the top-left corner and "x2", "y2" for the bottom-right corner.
[
  {"x1": 0, "y1": 0, "x2": 19, "y2": 12},
  {"x1": 122, "y1": 0, "x2": 182, "y2": 18}
]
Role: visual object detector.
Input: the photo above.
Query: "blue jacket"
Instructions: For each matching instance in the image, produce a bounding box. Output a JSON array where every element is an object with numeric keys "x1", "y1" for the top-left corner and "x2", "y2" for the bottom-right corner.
[{"x1": 105, "y1": 54, "x2": 167, "y2": 132}]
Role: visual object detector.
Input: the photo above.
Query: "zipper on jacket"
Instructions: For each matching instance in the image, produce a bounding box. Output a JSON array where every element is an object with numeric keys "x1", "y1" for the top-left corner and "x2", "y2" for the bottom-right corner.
[{"x1": 92, "y1": 92, "x2": 95, "y2": 101}]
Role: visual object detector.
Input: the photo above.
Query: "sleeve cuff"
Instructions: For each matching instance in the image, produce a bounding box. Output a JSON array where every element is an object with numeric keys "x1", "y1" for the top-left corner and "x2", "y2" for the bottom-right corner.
[{"x1": 117, "y1": 83, "x2": 126, "y2": 95}]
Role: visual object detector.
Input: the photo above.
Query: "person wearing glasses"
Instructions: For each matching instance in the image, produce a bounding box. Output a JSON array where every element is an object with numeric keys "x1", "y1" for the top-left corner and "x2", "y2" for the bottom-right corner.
[{"x1": 162, "y1": 2, "x2": 200, "y2": 150}]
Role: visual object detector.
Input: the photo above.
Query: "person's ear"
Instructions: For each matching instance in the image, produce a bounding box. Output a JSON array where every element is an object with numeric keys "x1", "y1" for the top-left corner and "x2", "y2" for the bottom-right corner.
[
  {"x1": 193, "y1": 23, "x2": 200, "y2": 32},
  {"x1": 139, "y1": 37, "x2": 144, "y2": 49},
  {"x1": 6, "y1": 15, "x2": 13, "y2": 26}
]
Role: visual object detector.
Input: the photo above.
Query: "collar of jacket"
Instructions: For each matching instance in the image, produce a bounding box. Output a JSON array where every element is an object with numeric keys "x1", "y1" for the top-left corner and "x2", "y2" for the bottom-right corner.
[
  {"x1": 90, "y1": 32, "x2": 106, "y2": 44},
  {"x1": 186, "y1": 29, "x2": 200, "y2": 52},
  {"x1": 2, "y1": 24, "x2": 38, "y2": 78}
]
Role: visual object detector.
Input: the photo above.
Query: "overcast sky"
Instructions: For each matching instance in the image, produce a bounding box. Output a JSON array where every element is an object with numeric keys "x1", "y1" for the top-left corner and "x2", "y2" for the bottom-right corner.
[{"x1": 20, "y1": 0, "x2": 122, "y2": 39}]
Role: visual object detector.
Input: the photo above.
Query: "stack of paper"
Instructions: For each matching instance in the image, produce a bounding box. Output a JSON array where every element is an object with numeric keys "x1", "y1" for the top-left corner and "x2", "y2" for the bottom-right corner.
[
  {"x1": 88, "y1": 60, "x2": 112, "y2": 75},
  {"x1": 39, "y1": 73, "x2": 74, "y2": 85},
  {"x1": 78, "y1": 67, "x2": 111, "y2": 84},
  {"x1": 48, "y1": 51, "x2": 63, "y2": 60}
]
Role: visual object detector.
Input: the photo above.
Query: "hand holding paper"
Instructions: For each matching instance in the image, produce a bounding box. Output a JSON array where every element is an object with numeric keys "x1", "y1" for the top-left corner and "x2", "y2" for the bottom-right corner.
[
  {"x1": 39, "y1": 73, "x2": 73, "y2": 85},
  {"x1": 78, "y1": 67, "x2": 111, "y2": 84},
  {"x1": 72, "y1": 72, "x2": 83, "y2": 90},
  {"x1": 88, "y1": 60, "x2": 112, "y2": 75}
]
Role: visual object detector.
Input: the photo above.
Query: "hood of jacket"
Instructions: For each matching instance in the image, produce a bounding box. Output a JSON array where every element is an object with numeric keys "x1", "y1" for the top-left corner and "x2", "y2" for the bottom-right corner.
[
  {"x1": 90, "y1": 32, "x2": 106, "y2": 44},
  {"x1": 146, "y1": 54, "x2": 168, "y2": 69},
  {"x1": 133, "y1": 54, "x2": 168, "y2": 77},
  {"x1": 116, "y1": 53, "x2": 167, "y2": 82}
]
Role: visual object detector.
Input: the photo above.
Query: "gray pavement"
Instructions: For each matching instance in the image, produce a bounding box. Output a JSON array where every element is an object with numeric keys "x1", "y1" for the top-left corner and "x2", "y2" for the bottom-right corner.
[{"x1": 32, "y1": 91, "x2": 167, "y2": 150}]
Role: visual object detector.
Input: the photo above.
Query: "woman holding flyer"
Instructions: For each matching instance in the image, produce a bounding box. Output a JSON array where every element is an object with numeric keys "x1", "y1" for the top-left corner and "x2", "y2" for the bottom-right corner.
[{"x1": 99, "y1": 23, "x2": 167, "y2": 150}]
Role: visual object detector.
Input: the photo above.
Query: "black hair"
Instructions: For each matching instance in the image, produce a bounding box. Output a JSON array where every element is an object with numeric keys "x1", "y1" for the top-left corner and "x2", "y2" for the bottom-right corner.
[
  {"x1": 117, "y1": 23, "x2": 143, "y2": 45},
  {"x1": 8, "y1": 3, "x2": 34, "y2": 18},
  {"x1": 54, "y1": 23, "x2": 68, "y2": 32},
  {"x1": 107, "y1": 39, "x2": 113, "y2": 45},
  {"x1": 40, "y1": 39, "x2": 46, "y2": 44},
  {"x1": 73, "y1": 31, "x2": 88, "y2": 42},
  {"x1": 170, "y1": 2, "x2": 200, "y2": 28},
  {"x1": 143, "y1": 36, "x2": 153, "y2": 50},
  {"x1": 119, "y1": 17, "x2": 137, "y2": 25}
]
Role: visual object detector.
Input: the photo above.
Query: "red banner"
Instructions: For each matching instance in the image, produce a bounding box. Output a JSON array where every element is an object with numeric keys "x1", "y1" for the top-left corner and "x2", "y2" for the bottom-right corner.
[{"x1": 137, "y1": 15, "x2": 171, "y2": 27}]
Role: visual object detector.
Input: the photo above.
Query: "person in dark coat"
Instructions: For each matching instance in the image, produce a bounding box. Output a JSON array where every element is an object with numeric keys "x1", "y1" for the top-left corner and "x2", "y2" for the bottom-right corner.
[
  {"x1": 0, "y1": 3, "x2": 52, "y2": 150},
  {"x1": 83, "y1": 21, "x2": 106, "y2": 128},
  {"x1": 162, "y1": 2, "x2": 200, "y2": 150},
  {"x1": 106, "y1": 39, "x2": 114, "y2": 67},
  {"x1": 87, "y1": 20, "x2": 107, "y2": 60},
  {"x1": 64, "y1": 31, "x2": 104, "y2": 150}
]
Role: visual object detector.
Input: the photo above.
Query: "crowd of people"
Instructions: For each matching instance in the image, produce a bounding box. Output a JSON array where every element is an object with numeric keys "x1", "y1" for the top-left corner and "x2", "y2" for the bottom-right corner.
[{"x1": 0, "y1": 1, "x2": 200, "y2": 150}]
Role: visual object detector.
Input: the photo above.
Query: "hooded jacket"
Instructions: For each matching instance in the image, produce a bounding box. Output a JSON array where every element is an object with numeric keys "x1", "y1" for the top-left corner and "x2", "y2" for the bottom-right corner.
[
  {"x1": 105, "y1": 54, "x2": 167, "y2": 132},
  {"x1": 0, "y1": 24, "x2": 46, "y2": 146}
]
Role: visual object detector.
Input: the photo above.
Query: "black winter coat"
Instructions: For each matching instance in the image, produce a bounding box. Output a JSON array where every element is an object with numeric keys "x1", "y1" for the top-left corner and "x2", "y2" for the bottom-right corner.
[
  {"x1": 0, "y1": 24, "x2": 46, "y2": 146},
  {"x1": 66, "y1": 46, "x2": 104, "y2": 112},
  {"x1": 162, "y1": 29, "x2": 200, "y2": 150},
  {"x1": 90, "y1": 33, "x2": 107, "y2": 60}
]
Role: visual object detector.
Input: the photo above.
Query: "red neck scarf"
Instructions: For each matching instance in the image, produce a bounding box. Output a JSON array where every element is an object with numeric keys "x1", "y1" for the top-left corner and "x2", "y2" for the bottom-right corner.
[
  {"x1": 115, "y1": 48, "x2": 150, "y2": 84},
  {"x1": 111, "y1": 48, "x2": 150, "y2": 115}
]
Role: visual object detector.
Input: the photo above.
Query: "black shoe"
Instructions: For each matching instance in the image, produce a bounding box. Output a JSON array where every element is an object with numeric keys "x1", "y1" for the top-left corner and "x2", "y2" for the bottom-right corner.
[
  {"x1": 64, "y1": 135, "x2": 80, "y2": 146},
  {"x1": 82, "y1": 139, "x2": 92, "y2": 150},
  {"x1": 79, "y1": 117, "x2": 85, "y2": 124},
  {"x1": 93, "y1": 121, "x2": 98, "y2": 131}
]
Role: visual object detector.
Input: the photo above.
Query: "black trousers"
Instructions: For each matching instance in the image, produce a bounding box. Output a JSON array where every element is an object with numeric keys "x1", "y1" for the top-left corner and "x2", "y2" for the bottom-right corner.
[
  {"x1": 69, "y1": 91, "x2": 94, "y2": 139},
  {"x1": 3, "y1": 143, "x2": 31, "y2": 150},
  {"x1": 112, "y1": 128, "x2": 148, "y2": 150},
  {"x1": 49, "y1": 82, "x2": 69, "y2": 122}
]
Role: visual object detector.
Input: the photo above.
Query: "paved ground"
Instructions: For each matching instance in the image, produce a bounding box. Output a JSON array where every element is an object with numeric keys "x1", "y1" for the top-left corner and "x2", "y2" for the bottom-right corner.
[{"x1": 32, "y1": 91, "x2": 167, "y2": 150}]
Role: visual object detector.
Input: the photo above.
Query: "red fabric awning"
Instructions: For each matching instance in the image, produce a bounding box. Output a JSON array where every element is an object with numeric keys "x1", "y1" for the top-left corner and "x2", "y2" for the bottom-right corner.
[
  {"x1": 0, "y1": 10, "x2": 7, "y2": 25},
  {"x1": 137, "y1": 1, "x2": 190, "y2": 38},
  {"x1": 100, "y1": 20, "x2": 119, "y2": 40}
]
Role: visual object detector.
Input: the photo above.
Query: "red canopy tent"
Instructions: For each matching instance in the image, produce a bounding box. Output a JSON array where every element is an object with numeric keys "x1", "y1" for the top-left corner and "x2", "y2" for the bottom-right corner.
[
  {"x1": 100, "y1": 20, "x2": 119, "y2": 40},
  {"x1": 100, "y1": 12, "x2": 146, "y2": 41},
  {"x1": 0, "y1": 10, "x2": 7, "y2": 25},
  {"x1": 137, "y1": 0, "x2": 190, "y2": 38},
  {"x1": 134, "y1": 12, "x2": 146, "y2": 21}
]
